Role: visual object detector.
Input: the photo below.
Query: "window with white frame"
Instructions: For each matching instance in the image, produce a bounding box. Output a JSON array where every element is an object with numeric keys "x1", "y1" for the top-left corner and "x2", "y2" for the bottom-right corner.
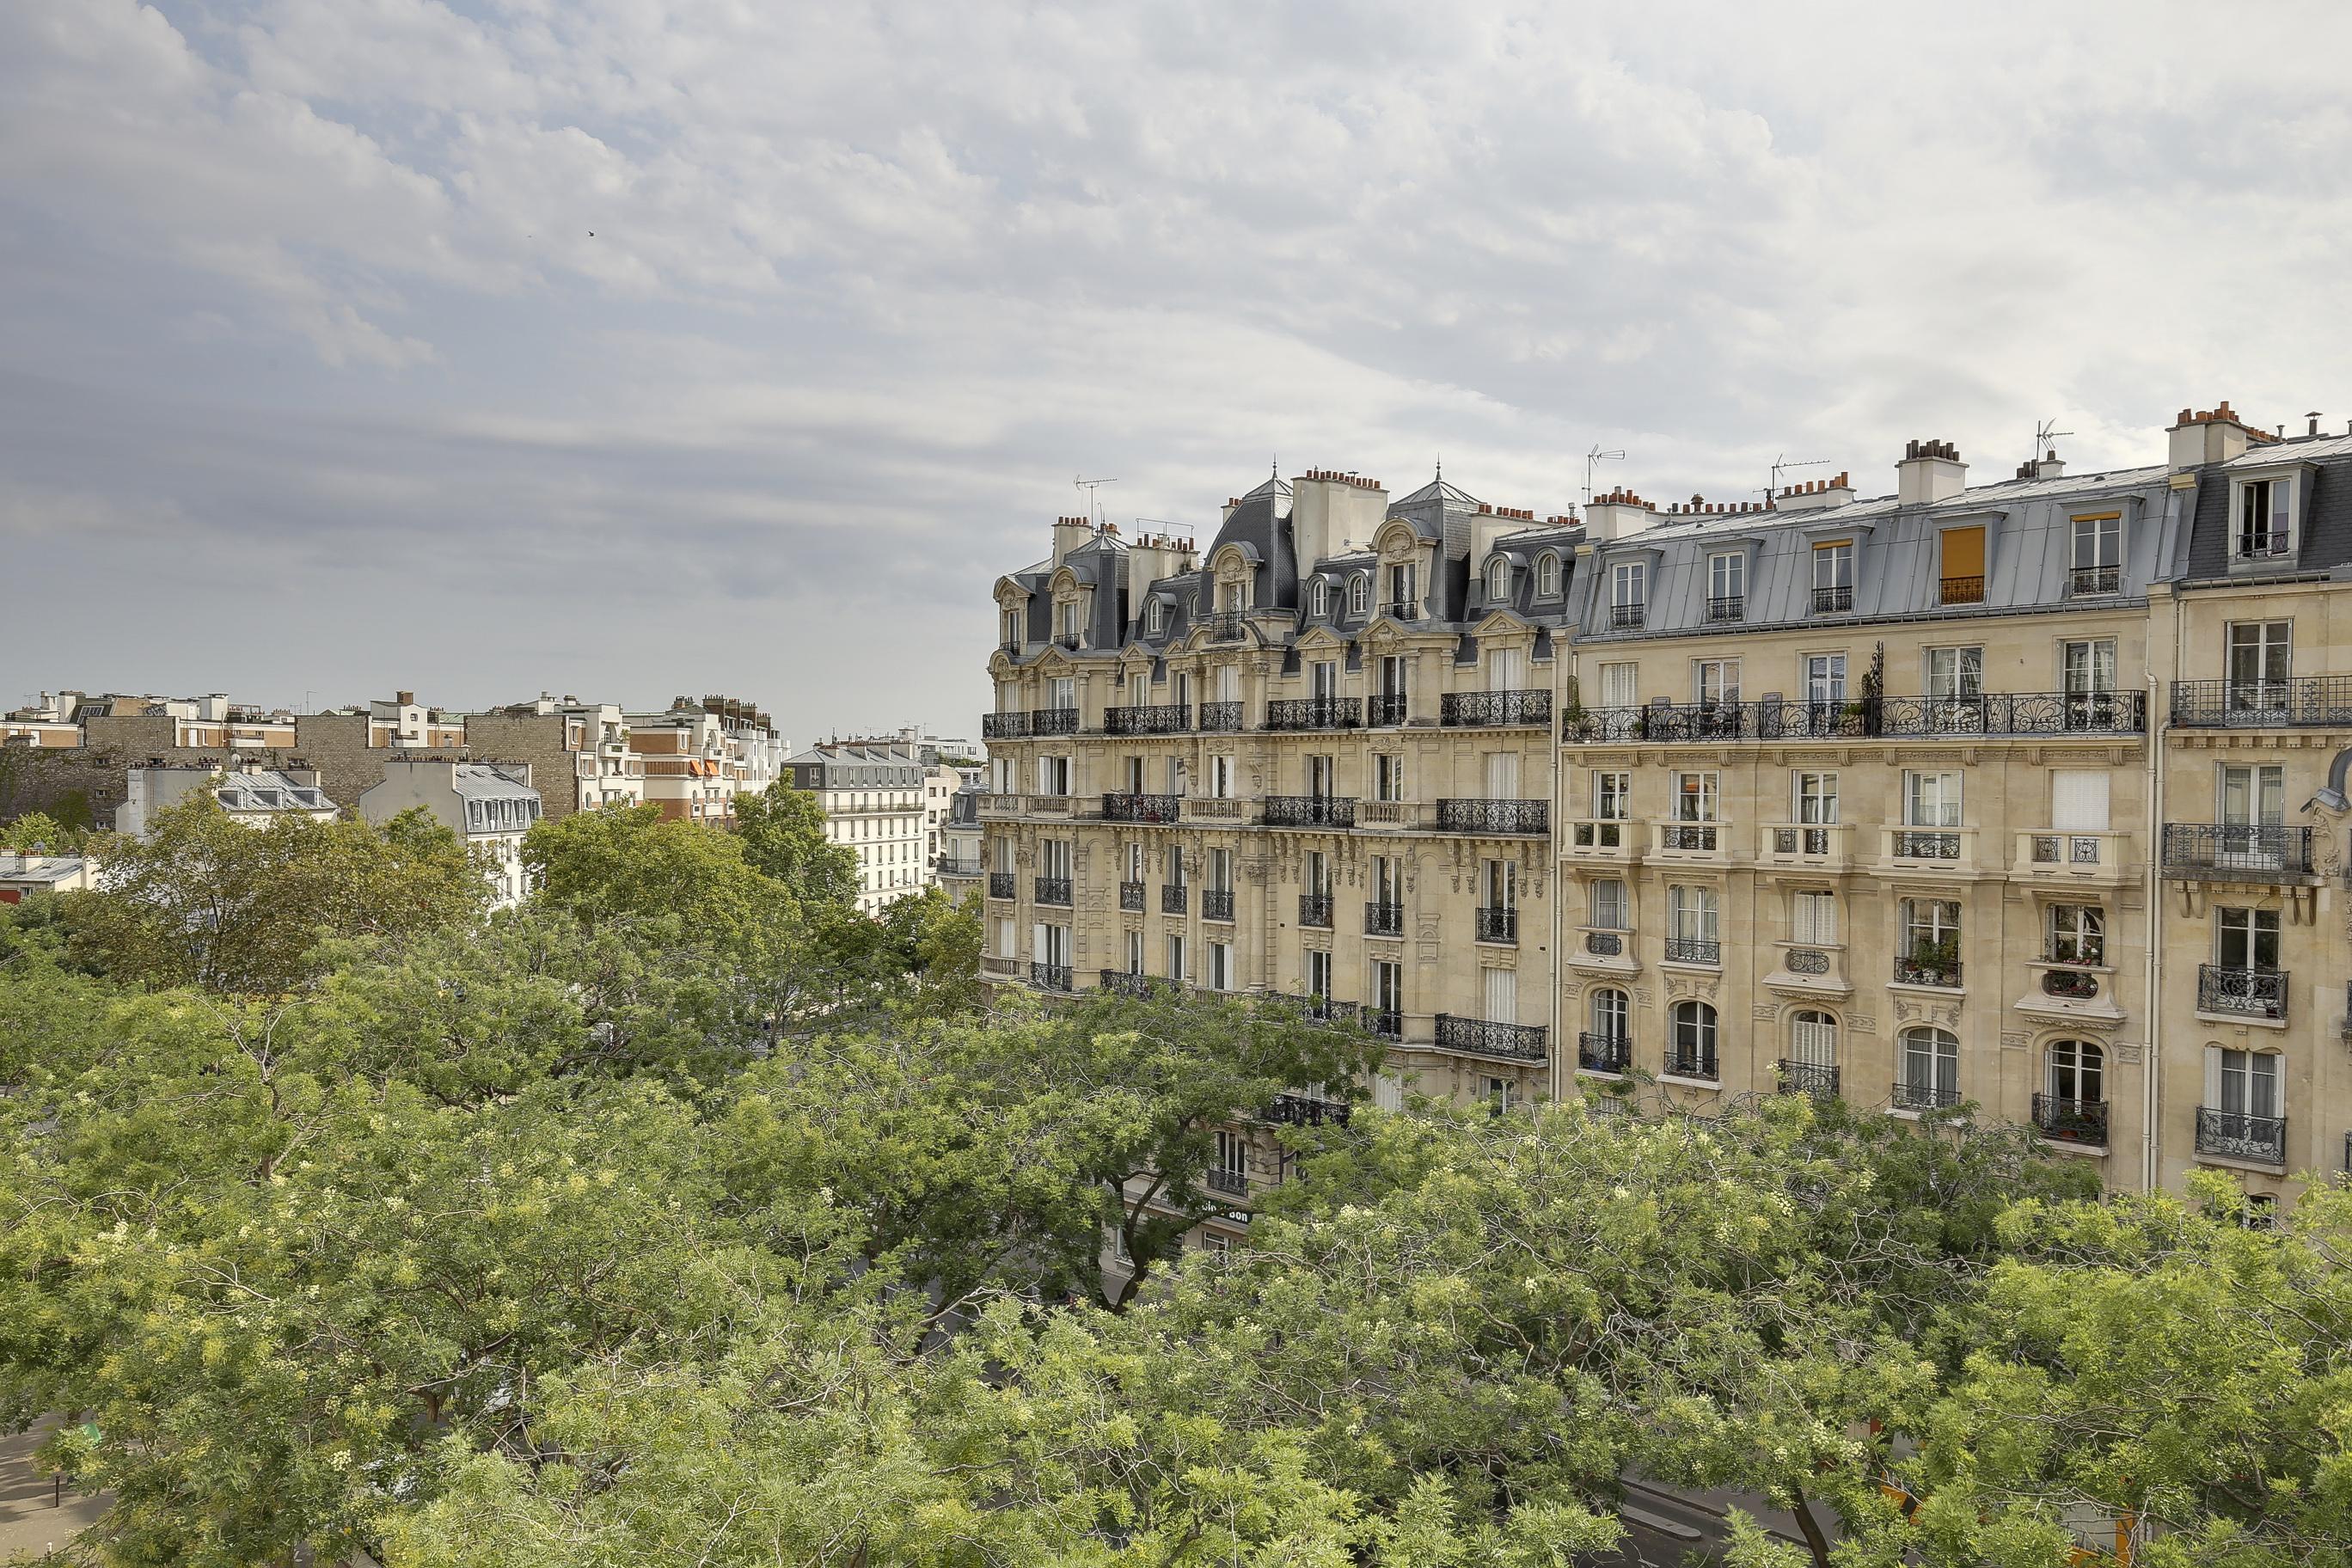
[
  {"x1": 1903, "y1": 770, "x2": 1963, "y2": 827},
  {"x1": 1537, "y1": 554, "x2": 1559, "y2": 596},
  {"x1": 1795, "y1": 771, "x2": 1839, "y2": 824},
  {"x1": 1486, "y1": 557, "x2": 1510, "y2": 600},
  {"x1": 1373, "y1": 754, "x2": 1405, "y2": 801},
  {"x1": 2226, "y1": 622, "x2": 2291, "y2": 702},
  {"x1": 1349, "y1": 573, "x2": 1370, "y2": 615},
  {"x1": 1924, "y1": 646, "x2": 1983, "y2": 700},
  {"x1": 1599, "y1": 662, "x2": 1638, "y2": 708},
  {"x1": 1592, "y1": 770, "x2": 1632, "y2": 820},
  {"x1": 2061, "y1": 639, "x2": 2116, "y2": 695},
  {"x1": 1050, "y1": 676, "x2": 1076, "y2": 711},
  {"x1": 1037, "y1": 755, "x2": 1071, "y2": 795},
  {"x1": 1669, "y1": 885, "x2": 1718, "y2": 945},
  {"x1": 2215, "y1": 905, "x2": 2280, "y2": 971},
  {"x1": 1694, "y1": 658, "x2": 1741, "y2": 707},
  {"x1": 2234, "y1": 475, "x2": 2295, "y2": 559},
  {"x1": 1707, "y1": 551, "x2": 1745, "y2": 605},
  {"x1": 2207, "y1": 1045, "x2": 2279, "y2": 1119},
  {"x1": 2070, "y1": 513, "x2": 2120, "y2": 591},
  {"x1": 1387, "y1": 561, "x2": 1418, "y2": 613},
  {"x1": 1208, "y1": 941, "x2": 1232, "y2": 991},
  {"x1": 1611, "y1": 560, "x2": 1646, "y2": 609},
  {"x1": 1792, "y1": 890, "x2": 1838, "y2": 945},
  {"x1": 1167, "y1": 845, "x2": 1186, "y2": 887},
  {"x1": 1166, "y1": 932, "x2": 1187, "y2": 980},
  {"x1": 1307, "y1": 946, "x2": 1332, "y2": 1001},
  {"x1": 1148, "y1": 599, "x2": 1166, "y2": 634},
  {"x1": 1898, "y1": 1027, "x2": 1958, "y2": 1106},
  {"x1": 1804, "y1": 652, "x2": 1847, "y2": 704},
  {"x1": 2048, "y1": 903, "x2": 2104, "y2": 965},
  {"x1": 1124, "y1": 929, "x2": 1144, "y2": 975},
  {"x1": 1671, "y1": 771, "x2": 1718, "y2": 822},
  {"x1": 1209, "y1": 755, "x2": 1235, "y2": 799},
  {"x1": 1812, "y1": 541, "x2": 1854, "y2": 592},
  {"x1": 1590, "y1": 878, "x2": 1627, "y2": 930},
  {"x1": 1310, "y1": 579, "x2": 1328, "y2": 616}
]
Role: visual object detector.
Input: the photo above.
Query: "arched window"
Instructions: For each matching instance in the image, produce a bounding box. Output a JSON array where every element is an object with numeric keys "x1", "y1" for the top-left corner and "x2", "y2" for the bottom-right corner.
[
  {"x1": 1785, "y1": 1010, "x2": 1838, "y2": 1096},
  {"x1": 1897, "y1": 1026, "x2": 1959, "y2": 1112},
  {"x1": 1486, "y1": 558, "x2": 1510, "y2": 600},
  {"x1": 1147, "y1": 599, "x2": 1166, "y2": 634},
  {"x1": 1348, "y1": 573, "x2": 1370, "y2": 616},
  {"x1": 1537, "y1": 554, "x2": 1559, "y2": 596},
  {"x1": 1310, "y1": 579, "x2": 1329, "y2": 617},
  {"x1": 1668, "y1": 1001, "x2": 1718, "y2": 1080}
]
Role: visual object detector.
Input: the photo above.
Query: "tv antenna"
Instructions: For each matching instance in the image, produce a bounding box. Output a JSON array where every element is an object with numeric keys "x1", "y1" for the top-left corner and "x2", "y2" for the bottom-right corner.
[
  {"x1": 1764, "y1": 453, "x2": 1831, "y2": 502},
  {"x1": 1583, "y1": 444, "x2": 1626, "y2": 505},
  {"x1": 2032, "y1": 419, "x2": 2073, "y2": 466},
  {"x1": 1074, "y1": 475, "x2": 1118, "y2": 525}
]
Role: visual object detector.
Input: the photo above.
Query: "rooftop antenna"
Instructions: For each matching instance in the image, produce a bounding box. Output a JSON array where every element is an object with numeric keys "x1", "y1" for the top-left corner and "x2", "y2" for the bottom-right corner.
[
  {"x1": 1763, "y1": 453, "x2": 1831, "y2": 502},
  {"x1": 1074, "y1": 474, "x2": 1118, "y2": 526},
  {"x1": 2032, "y1": 419, "x2": 2074, "y2": 468},
  {"x1": 1583, "y1": 444, "x2": 1626, "y2": 505}
]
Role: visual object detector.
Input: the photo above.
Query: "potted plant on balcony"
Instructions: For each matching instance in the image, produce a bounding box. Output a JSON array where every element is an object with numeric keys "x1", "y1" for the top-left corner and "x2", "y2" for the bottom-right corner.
[{"x1": 1908, "y1": 934, "x2": 1959, "y2": 982}]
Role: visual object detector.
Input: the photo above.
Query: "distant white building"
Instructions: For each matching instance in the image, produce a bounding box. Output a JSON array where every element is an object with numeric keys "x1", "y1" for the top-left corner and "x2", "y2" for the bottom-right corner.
[
  {"x1": 115, "y1": 764, "x2": 339, "y2": 837},
  {"x1": 358, "y1": 757, "x2": 543, "y2": 909},
  {"x1": 0, "y1": 853, "x2": 94, "y2": 904},
  {"x1": 784, "y1": 740, "x2": 932, "y2": 915}
]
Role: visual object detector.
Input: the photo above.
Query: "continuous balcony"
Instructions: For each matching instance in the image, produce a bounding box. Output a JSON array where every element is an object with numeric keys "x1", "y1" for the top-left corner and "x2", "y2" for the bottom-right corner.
[
  {"x1": 1034, "y1": 876, "x2": 1072, "y2": 907},
  {"x1": 987, "y1": 871, "x2": 1016, "y2": 900},
  {"x1": 1032, "y1": 707, "x2": 1080, "y2": 737},
  {"x1": 981, "y1": 712, "x2": 1031, "y2": 741},
  {"x1": 1202, "y1": 889, "x2": 1235, "y2": 922},
  {"x1": 2032, "y1": 1093, "x2": 2109, "y2": 1147},
  {"x1": 1369, "y1": 1009, "x2": 1403, "y2": 1040},
  {"x1": 1434, "y1": 1014, "x2": 1547, "y2": 1062},
  {"x1": 2198, "y1": 964, "x2": 2287, "y2": 1021},
  {"x1": 1118, "y1": 879, "x2": 1145, "y2": 911},
  {"x1": 2161, "y1": 824, "x2": 2315, "y2": 880},
  {"x1": 1102, "y1": 792, "x2": 1182, "y2": 824},
  {"x1": 1298, "y1": 892, "x2": 1334, "y2": 928},
  {"x1": 1474, "y1": 907, "x2": 1517, "y2": 944},
  {"x1": 1104, "y1": 703, "x2": 1192, "y2": 736},
  {"x1": 1777, "y1": 1060, "x2": 1840, "y2": 1099},
  {"x1": 1031, "y1": 961, "x2": 1073, "y2": 993},
  {"x1": 1436, "y1": 798, "x2": 1548, "y2": 836},
  {"x1": 1161, "y1": 884, "x2": 1190, "y2": 915},
  {"x1": 1264, "y1": 1090, "x2": 1352, "y2": 1127},
  {"x1": 1562, "y1": 691, "x2": 2146, "y2": 744},
  {"x1": 1441, "y1": 689, "x2": 1553, "y2": 727},
  {"x1": 2196, "y1": 1107, "x2": 2286, "y2": 1164},
  {"x1": 1578, "y1": 1032, "x2": 1632, "y2": 1074},
  {"x1": 1099, "y1": 969, "x2": 1166, "y2": 997},
  {"x1": 2170, "y1": 677, "x2": 2352, "y2": 728},
  {"x1": 1364, "y1": 900, "x2": 1404, "y2": 936},
  {"x1": 1197, "y1": 701, "x2": 1245, "y2": 733},
  {"x1": 1368, "y1": 694, "x2": 1409, "y2": 726},
  {"x1": 1265, "y1": 696, "x2": 1362, "y2": 732},
  {"x1": 1264, "y1": 794, "x2": 1357, "y2": 830}
]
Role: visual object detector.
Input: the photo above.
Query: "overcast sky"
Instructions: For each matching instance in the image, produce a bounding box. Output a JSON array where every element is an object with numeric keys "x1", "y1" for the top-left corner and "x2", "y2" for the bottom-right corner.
[{"x1": 6, "y1": 2, "x2": 2351, "y2": 739}]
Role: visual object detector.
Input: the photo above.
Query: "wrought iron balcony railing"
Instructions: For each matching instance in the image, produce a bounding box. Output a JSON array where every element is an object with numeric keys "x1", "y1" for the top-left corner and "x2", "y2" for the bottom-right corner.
[
  {"x1": 1938, "y1": 574, "x2": 1986, "y2": 606},
  {"x1": 1436, "y1": 798, "x2": 1548, "y2": 835},
  {"x1": 1369, "y1": 693, "x2": 1409, "y2": 726},
  {"x1": 1098, "y1": 969, "x2": 1163, "y2": 997},
  {"x1": 2198, "y1": 964, "x2": 2287, "y2": 1020},
  {"x1": 1893, "y1": 1079, "x2": 1961, "y2": 1112},
  {"x1": 1564, "y1": 691, "x2": 2146, "y2": 743},
  {"x1": 1609, "y1": 601, "x2": 1646, "y2": 629},
  {"x1": 1706, "y1": 593, "x2": 1745, "y2": 623},
  {"x1": 1386, "y1": 601, "x2": 1421, "y2": 622},
  {"x1": 1475, "y1": 907, "x2": 1518, "y2": 943},
  {"x1": 2196, "y1": 1106, "x2": 2286, "y2": 1163},
  {"x1": 1197, "y1": 700, "x2": 1245, "y2": 732},
  {"x1": 1811, "y1": 584, "x2": 1854, "y2": 614},
  {"x1": 1441, "y1": 689, "x2": 1553, "y2": 727},
  {"x1": 1032, "y1": 707, "x2": 1080, "y2": 737},
  {"x1": 1202, "y1": 889, "x2": 1234, "y2": 922},
  {"x1": 1265, "y1": 697, "x2": 1362, "y2": 732},
  {"x1": 1298, "y1": 892, "x2": 1333, "y2": 928},
  {"x1": 1578, "y1": 1032, "x2": 1632, "y2": 1074},
  {"x1": 1894, "y1": 954, "x2": 1963, "y2": 989},
  {"x1": 1264, "y1": 1091, "x2": 1352, "y2": 1126},
  {"x1": 1664, "y1": 1044, "x2": 1718, "y2": 1081},
  {"x1": 1203, "y1": 609, "x2": 1246, "y2": 642},
  {"x1": 1771, "y1": 826, "x2": 1834, "y2": 855},
  {"x1": 981, "y1": 711, "x2": 1031, "y2": 740},
  {"x1": 1364, "y1": 901, "x2": 1404, "y2": 936},
  {"x1": 1034, "y1": 876, "x2": 1072, "y2": 907},
  {"x1": 1265, "y1": 794, "x2": 1357, "y2": 829},
  {"x1": 2170, "y1": 677, "x2": 2352, "y2": 728},
  {"x1": 936, "y1": 859, "x2": 984, "y2": 878},
  {"x1": 1435, "y1": 1014, "x2": 1547, "y2": 1062},
  {"x1": 1891, "y1": 829, "x2": 1963, "y2": 861},
  {"x1": 2032, "y1": 1093, "x2": 2108, "y2": 1145},
  {"x1": 2070, "y1": 564, "x2": 2122, "y2": 596},
  {"x1": 1161, "y1": 884, "x2": 1189, "y2": 915},
  {"x1": 1104, "y1": 702, "x2": 1192, "y2": 735},
  {"x1": 1118, "y1": 879, "x2": 1145, "y2": 911},
  {"x1": 2161, "y1": 824, "x2": 2316, "y2": 878},
  {"x1": 1584, "y1": 931, "x2": 1624, "y2": 956},
  {"x1": 1369, "y1": 1009, "x2": 1403, "y2": 1040},
  {"x1": 1031, "y1": 961, "x2": 1072, "y2": 993},
  {"x1": 1659, "y1": 824, "x2": 1718, "y2": 851},
  {"x1": 1778, "y1": 1060, "x2": 1840, "y2": 1098},
  {"x1": 1664, "y1": 936, "x2": 1719, "y2": 965},
  {"x1": 1206, "y1": 1167, "x2": 1249, "y2": 1196},
  {"x1": 1784, "y1": 948, "x2": 1831, "y2": 975},
  {"x1": 1102, "y1": 792, "x2": 1183, "y2": 824}
]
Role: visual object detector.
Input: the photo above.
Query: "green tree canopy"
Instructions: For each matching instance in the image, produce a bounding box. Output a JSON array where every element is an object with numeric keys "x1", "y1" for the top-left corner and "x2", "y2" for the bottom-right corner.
[
  {"x1": 731, "y1": 778, "x2": 860, "y2": 911},
  {"x1": 524, "y1": 802, "x2": 780, "y2": 946}
]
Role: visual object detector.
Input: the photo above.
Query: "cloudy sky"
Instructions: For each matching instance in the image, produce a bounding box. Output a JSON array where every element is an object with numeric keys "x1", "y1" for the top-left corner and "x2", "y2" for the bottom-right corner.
[{"x1": 6, "y1": 1, "x2": 2351, "y2": 738}]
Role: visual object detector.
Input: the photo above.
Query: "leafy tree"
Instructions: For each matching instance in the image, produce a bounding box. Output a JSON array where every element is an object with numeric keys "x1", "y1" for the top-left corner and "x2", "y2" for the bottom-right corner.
[
  {"x1": 62, "y1": 796, "x2": 487, "y2": 995},
  {"x1": 524, "y1": 802, "x2": 778, "y2": 945},
  {"x1": 731, "y1": 778, "x2": 859, "y2": 911},
  {"x1": 0, "y1": 810, "x2": 90, "y2": 854}
]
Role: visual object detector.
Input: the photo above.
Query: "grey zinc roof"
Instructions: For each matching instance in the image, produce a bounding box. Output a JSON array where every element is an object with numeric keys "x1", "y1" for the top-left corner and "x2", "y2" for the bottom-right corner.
[
  {"x1": 2183, "y1": 433, "x2": 2352, "y2": 579},
  {"x1": 0, "y1": 854, "x2": 86, "y2": 884},
  {"x1": 214, "y1": 771, "x2": 331, "y2": 812},
  {"x1": 450, "y1": 763, "x2": 538, "y2": 801},
  {"x1": 1204, "y1": 487, "x2": 1298, "y2": 612}
]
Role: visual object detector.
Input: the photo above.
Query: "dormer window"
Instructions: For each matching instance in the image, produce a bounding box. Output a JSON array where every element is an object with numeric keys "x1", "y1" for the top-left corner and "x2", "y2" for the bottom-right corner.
[
  {"x1": 2070, "y1": 513, "x2": 2121, "y2": 595},
  {"x1": 1386, "y1": 562, "x2": 1418, "y2": 618},
  {"x1": 1485, "y1": 558, "x2": 1510, "y2": 601},
  {"x1": 1310, "y1": 579, "x2": 1329, "y2": 617},
  {"x1": 1536, "y1": 554, "x2": 1559, "y2": 597},
  {"x1": 2235, "y1": 475, "x2": 2295, "y2": 560},
  {"x1": 1001, "y1": 609, "x2": 1022, "y2": 648},
  {"x1": 1147, "y1": 599, "x2": 1166, "y2": 634},
  {"x1": 1349, "y1": 573, "x2": 1369, "y2": 616}
]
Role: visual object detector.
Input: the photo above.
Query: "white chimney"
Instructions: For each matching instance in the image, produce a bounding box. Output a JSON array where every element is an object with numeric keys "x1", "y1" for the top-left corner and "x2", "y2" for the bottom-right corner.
[
  {"x1": 1289, "y1": 469, "x2": 1388, "y2": 573},
  {"x1": 2167, "y1": 402, "x2": 2257, "y2": 470},
  {"x1": 1582, "y1": 490, "x2": 1657, "y2": 542},
  {"x1": 1896, "y1": 439, "x2": 1968, "y2": 506},
  {"x1": 1050, "y1": 515, "x2": 1094, "y2": 567},
  {"x1": 1773, "y1": 471, "x2": 1857, "y2": 512}
]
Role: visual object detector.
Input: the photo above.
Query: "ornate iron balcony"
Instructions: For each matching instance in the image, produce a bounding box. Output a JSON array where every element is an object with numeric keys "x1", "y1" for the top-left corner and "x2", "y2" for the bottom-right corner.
[
  {"x1": 2170, "y1": 676, "x2": 2352, "y2": 728},
  {"x1": 2199, "y1": 964, "x2": 2287, "y2": 1020},
  {"x1": 1030, "y1": 961, "x2": 1072, "y2": 993},
  {"x1": 1938, "y1": 574, "x2": 1985, "y2": 606},
  {"x1": 1778, "y1": 1060, "x2": 1840, "y2": 1098},
  {"x1": 2161, "y1": 824, "x2": 2315, "y2": 879},
  {"x1": 1204, "y1": 609, "x2": 1246, "y2": 642},
  {"x1": 1034, "y1": 876, "x2": 1071, "y2": 907},
  {"x1": 1105, "y1": 702, "x2": 1192, "y2": 735},
  {"x1": 1609, "y1": 601, "x2": 1645, "y2": 629},
  {"x1": 1265, "y1": 794, "x2": 1356, "y2": 829},
  {"x1": 2033, "y1": 1093, "x2": 2108, "y2": 1145},
  {"x1": 1032, "y1": 707, "x2": 1080, "y2": 737},
  {"x1": 1266, "y1": 696, "x2": 1362, "y2": 732},
  {"x1": 1369, "y1": 1009, "x2": 1403, "y2": 1040},
  {"x1": 1264, "y1": 1091, "x2": 1351, "y2": 1126},
  {"x1": 1206, "y1": 1167, "x2": 1249, "y2": 1196},
  {"x1": 1440, "y1": 689, "x2": 1553, "y2": 727},
  {"x1": 1562, "y1": 691, "x2": 2144, "y2": 743},
  {"x1": 1664, "y1": 1044, "x2": 1717, "y2": 1081},
  {"x1": 1098, "y1": 969, "x2": 1162, "y2": 997},
  {"x1": 1119, "y1": 879, "x2": 1145, "y2": 911},
  {"x1": 1664, "y1": 936, "x2": 1719, "y2": 965},
  {"x1": 1784, "y1": 948, "x2": 1830, "y2": 975},
  {"x1": 2196, "y1": 1106, "x2": 2286, "y2": 1163},
  {"x1": 1811, "y1": 584, "x2": 1854, "y2": 614},
  {"x1": 2041, "y1": 968, "x2": 2099, "y2": 1000},
  {"x1": 2070, "y1": 564, "x2": 2122, "y2": 595},
  {"x1": 1436, "y1": 798, "x2": 1548, "y2": 835},
  {"x1": 1056, "y1": 632, "x2": 1083, "y2": 650},
  {"x1": 1893, "y1": 1079, "x2": 1960, "y2": 1112},
  {"x1": 1891, "y1": 830, "x2": 1962, "y2": 860},
  {"x1": 1299, "y1": 892, "x2": 1333, "y2": 928},
  {"x1": 1660, "y1": 824, "x2": 1718, "y2": 851},
  {"x1": 1386, "y1": 602, "x2": 1420, "y2": 621},
  {"x1": 1364, "y1": 901, "x2": 1403, "y2": 936},
  {"x1": 1203, "y1": 889, "x2": 1234, "y2": 922},
  {"x1": 1894, "y1": 954, "x2": 1963, "y2": 989},
  {"x1": 1161, "y1": 884, "x2": 1189, "y2": 915},
  {"x1": 1772, "y1": 826, "x2": 1834, "y2": 855},
  {"x1": 987, "y1": 871, "x2": 1016, "y2": 900},
  {"x1": 1706, "y1": 594, "x2": 1745, "y2": 622},
  {"x1": 1369, "y1": 693, "x2": 1408, "y2": 726},
  {"x1": 1435, "y1": 1014, "x2": 1547, "y2": 1061},
  {"x1": 1475, "y1": 907, "x2": 1517, "y2": 943},
  {"x1": 1584, "y1": 931, "x2": 1623, "y2": 956},
  {"x1": 1578, "y1": 1032, "x2": 1631, "y2": 1073},
  {"x1": 981, "y1": 712, "x2": 1031, "y2": 740},
  {"x1": 1197, "y1": 701, "x2": 1244, "y2": 732},
  {"x1": 1103, "y1": 792, "x2": 1182, "y2": 824}
]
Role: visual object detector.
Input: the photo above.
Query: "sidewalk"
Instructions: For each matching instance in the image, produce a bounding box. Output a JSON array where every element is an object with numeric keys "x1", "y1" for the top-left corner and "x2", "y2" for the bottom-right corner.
[{"x1": 0, "y1": 1423, "x2": 107, "y2": 1564}]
